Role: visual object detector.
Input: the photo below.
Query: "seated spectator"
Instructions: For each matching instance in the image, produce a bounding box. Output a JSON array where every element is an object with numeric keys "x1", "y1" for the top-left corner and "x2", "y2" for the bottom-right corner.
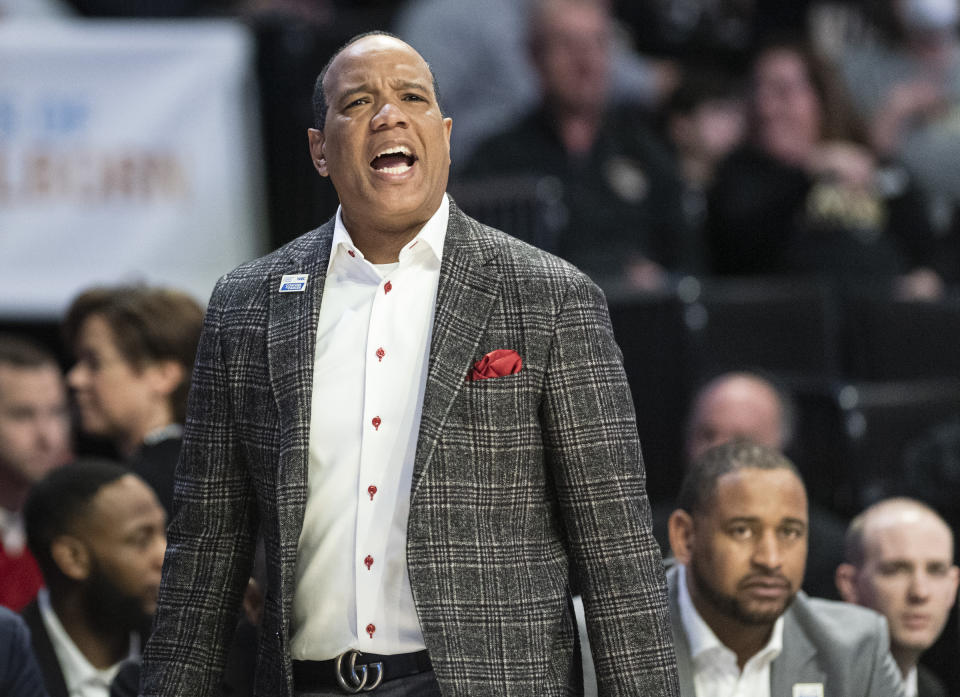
[
  {"x1": 63, "y1": 285, "x2": 203, "y2": 514},
  {"x1": 22, "y1": 459, "x2": 166, "y2": 697},
  {"x1": 839, "y1": 0, "x2": 960, "y2": 213},
  {"x1": 666, "y1": 440, "x2": 904, "y2": 696},
  {"x1": 653, "y1": 371, "x2": 846, "y2": 600},
  {"x1": 457, "y1": 0, "x2": 696, "y2": 291},
  {"x1": 836, "y1": 498, "x2": 958, "y2": 697},
  {"x1": 708, "y1": 39, "x2": 944, "y2": 299},
  {"x1": 662, "y1": 66, "x2": 747, "y2": 234},
  {"x1": 394, "y1": 0, "x2": 678, "y2": 168},
  {"x1": 0, "y1": 605, "x2": 48, "y2": 697},
  {"x1": 0, "y1": 334, "x2": 71, "y2": 611}
]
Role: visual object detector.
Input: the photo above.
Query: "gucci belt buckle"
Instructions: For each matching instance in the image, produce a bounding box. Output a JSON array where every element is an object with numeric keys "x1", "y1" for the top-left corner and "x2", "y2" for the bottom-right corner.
[{"x1": 335, "y1": 649, "x2": 383, "y2": 693}]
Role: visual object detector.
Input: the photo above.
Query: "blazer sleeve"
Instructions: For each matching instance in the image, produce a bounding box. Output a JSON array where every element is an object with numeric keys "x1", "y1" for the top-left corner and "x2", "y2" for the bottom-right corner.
[
  {"x1": 0, "y1": 608, "x2": 48, "y2": 697},
  {"x1": 140, "y1": 277, "x2": 260, "y2": 697},
  {"x1": 540, "y1": 273, "x2": 680, "y2": 697}
]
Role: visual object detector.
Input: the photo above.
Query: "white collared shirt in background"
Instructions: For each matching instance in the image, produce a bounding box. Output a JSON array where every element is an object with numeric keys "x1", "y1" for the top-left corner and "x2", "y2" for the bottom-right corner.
[
  {"x1": 291, "y1": 195, "x2": 449, "y2": 660},
  {"x1": 903, "y1": 665, "x2": 917, "y2": 697},
  {"x1": 37, "y1": 588, "x2": 138, "y2": 697},
  {"x1": 0, "y1": 505, "x2": 26, "y2": 555},
  {"x1": 677, "y1": 564, "x2": 784, "y2": 697}
]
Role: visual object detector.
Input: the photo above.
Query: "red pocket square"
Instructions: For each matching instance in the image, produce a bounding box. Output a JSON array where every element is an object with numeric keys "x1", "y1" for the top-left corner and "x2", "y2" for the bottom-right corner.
[{"x1": 466, "y1": 349, "x2": 523, "y2": 382}]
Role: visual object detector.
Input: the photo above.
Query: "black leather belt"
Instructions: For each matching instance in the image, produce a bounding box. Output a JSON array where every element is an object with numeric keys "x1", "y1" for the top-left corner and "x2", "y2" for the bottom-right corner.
[{"x1": 293, "y1": 650, "x2": 432, "y2": 693}]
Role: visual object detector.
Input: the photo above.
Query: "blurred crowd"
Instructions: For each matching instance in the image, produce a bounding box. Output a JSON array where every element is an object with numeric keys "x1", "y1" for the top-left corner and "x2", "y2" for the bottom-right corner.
[
  {"x1": 10, "y1": 0, "x2": 960, "y2": 300},
  {"x1": 3, "y1": 0, "x2": 960, "y2": 695}
]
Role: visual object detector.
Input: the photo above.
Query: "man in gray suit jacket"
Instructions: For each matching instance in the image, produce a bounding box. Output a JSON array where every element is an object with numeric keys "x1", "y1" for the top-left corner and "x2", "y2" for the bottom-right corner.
[
  {"x1": 836, "y1": 498, "x2": 958, "y2": 697},
  {"x1": 140, "y1": 31, "x2": 679, "y2": 697},
  {"x1": 665, "y1": 440, "x2": 904, "y2": 697}
]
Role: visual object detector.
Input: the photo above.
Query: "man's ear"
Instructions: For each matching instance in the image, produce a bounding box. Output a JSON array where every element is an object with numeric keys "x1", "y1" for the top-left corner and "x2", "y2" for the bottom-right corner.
[
  {"x1": 308, "y1": 128, "x2": 329, "y2": 177},
  {"x1": 668, "y1": 509, "x2": 695, "y2": 565},
  {"x1": 946, "y1": 565, "x2": 960, "y2": 607},
  {"x1": 145, "y1": 359, "x2": 184, "y2": 400},
  {"x1": 442, "y1": 117, "x2": 453, "y2": 160},
  {"x1": 835, "y1": 563, "x2": 860, "y2": 603},
  {"x1": 50, "y1": 535, "x2": 91, "y2": 582}
]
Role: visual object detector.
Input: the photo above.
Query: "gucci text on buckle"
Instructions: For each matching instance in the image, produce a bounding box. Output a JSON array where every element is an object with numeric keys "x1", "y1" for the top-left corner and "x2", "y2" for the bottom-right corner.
[{"x1": 335, "y1": 650, "x2": 383, "y2": 693}]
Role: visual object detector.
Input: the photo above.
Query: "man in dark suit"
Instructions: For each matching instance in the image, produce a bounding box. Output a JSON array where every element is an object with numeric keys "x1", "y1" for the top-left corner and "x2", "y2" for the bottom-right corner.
[
  {"x1": 0, "y1": 334, "x2": 72, "y2": 612},
  {"x1": 141, "y1": 30, "x2": 679, "y2": 697},
  {"x1": 666, "y1": 439, "x2": 904, "y2": 696},
  {"x1": 837, "y1": 498, "x2": 959, "y2": 697},
  {"x1": 0, "y1": 606, "x2": 47, "y2": 697},
  {"x1": 22, "y1": 459, "x2": 167, "y2": 697}
]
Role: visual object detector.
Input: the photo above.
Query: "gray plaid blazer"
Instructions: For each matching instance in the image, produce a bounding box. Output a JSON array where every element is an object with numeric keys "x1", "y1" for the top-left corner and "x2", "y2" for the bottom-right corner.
[{"x1": 141, "y1": 200, "x2": 680, "y2": 697}]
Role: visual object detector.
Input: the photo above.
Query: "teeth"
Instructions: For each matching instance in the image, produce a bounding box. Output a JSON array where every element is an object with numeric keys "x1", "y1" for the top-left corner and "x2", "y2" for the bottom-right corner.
[
  {"x1": 379, "y1": 163, "x2": 413, "y2": 174},
  {"x1": 376, "y1": 145, "x2": 412, "y2": 158}
]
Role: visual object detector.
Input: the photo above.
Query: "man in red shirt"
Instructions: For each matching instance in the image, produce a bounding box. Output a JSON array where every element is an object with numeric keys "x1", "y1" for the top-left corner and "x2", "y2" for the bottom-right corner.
[{"x1": 0, "y1": 334, "x2": 72, "y2": 610}]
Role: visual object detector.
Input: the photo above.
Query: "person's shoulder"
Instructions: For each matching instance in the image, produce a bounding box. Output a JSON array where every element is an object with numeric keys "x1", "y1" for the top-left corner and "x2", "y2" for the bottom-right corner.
[
  {"x1": 917, "y1": 663, "x2": 949, "y2": 697},
  {"x1": 449, "y1": 204, "x2": 593, "y2": 289},
  {"x1": 472, "y1": 110, "x2": 541, "y2": 149},
  {"x1": 789, "y1": 593, "x2": 887, "y2": 647},
  {"x1": 457, "y1": 110, "x2": 547, "y2": 175},
  {"x1": 223, "y1": 223, "x2": 331, "y2": 281},
  {"x1": 209, "y1": 221, "x2": 334, "y2": 306},
  {"x1": 0, "y1": 605, "x2": 27, "y2": 638}
]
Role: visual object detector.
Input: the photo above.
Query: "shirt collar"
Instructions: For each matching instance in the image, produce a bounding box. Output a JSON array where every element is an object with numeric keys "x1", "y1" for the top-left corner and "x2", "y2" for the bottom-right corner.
[
  {"x1": 143, "y1": 423, "x2": 183, "y2": 446},
  {"x1": 677, "y1": 564, "x2": 784, "y2": 665},
  {"x1": 0, "y1": 506, "x2": 26, "y2": 555},
  {"x1": 329, "y1": 193, "x2": 449, "y2": 272},
  {"x1": 904, "y1": 665, "x2": 918, "y2": 697},
  {"x1": 38, "y1": 588, "x2": 139, "y2": 695}
]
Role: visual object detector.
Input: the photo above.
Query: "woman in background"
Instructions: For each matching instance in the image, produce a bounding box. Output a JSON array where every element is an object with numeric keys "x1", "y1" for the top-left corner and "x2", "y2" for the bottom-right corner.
[
  {"x1": 708, "y1": 39, "x2": 945, "y2": 299},
  {"x1": 63, "y1": 285, "x2": 203, "y2": 513}
]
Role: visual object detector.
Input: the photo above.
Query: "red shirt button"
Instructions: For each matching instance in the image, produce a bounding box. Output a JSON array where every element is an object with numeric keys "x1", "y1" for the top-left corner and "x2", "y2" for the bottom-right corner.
[
  {"x1": 366, "y1": 623, "x2": 376, "y2": 639},
  {"x1": 372, "y1": 416, "x2": 381, "y2": 431},
  {"x1": 376, "y1": 347, "x2": 385, "y2": 362},
  {"x1": 384, "y1": 281, "x2": 392, "y2": 294},
  {"x1": 347, "y1": 250, "x2": 356, "y2": 257},
  {"x1": 367, "y1": 485, "x2": 377, "y2": 501},
  {"x1": 364, "y1": 555, "x2": 374, "y2": 570}
]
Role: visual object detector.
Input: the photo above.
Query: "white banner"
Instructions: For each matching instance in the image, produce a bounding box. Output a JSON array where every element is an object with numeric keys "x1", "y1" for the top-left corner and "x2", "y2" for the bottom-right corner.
[{"x1": 0, "y1": 20, "x2": 266, "y2": 316}]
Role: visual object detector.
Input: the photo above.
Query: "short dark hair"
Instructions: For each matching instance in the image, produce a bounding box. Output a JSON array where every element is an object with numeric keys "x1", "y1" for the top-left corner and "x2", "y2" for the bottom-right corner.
[
  {"x1": 63, "y1": 285, "x2": 204, "y2": 423},
  {"x1": 666, "y1": 65, "x2": 742, "y2": 117},
  {"x1": 676, "y1": 439, "x2": 802, "y2": 516},
  {"x1": 25, "y1": 458, "x2": 130, "y2": 584},
  {"x1": 0, "y1": 333, "x2": 58, "y2": 371},
  {"x1": 311, "y1": 30, "x2": 443, "y2": 130}
]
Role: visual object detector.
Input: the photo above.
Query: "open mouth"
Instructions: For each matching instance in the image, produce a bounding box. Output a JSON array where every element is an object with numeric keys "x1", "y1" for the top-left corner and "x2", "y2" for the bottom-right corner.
[{"x1": 371, "y1": 145, "x2": 417, "y2": 174}]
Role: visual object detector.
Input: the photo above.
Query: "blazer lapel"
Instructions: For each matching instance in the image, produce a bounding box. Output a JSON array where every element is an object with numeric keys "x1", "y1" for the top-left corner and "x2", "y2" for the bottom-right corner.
[
  {"x1": 412, "y1": 205, "x2": 502, "y2": 496},
  {"x1": 666, "y1": 566, "x2": 697, "y2": 697},
  {"x1": 22, "y1": 601, "x2": 69, "y2": 697},
  {"x1": 770, "y1": 600, "x2": 821, "y2": 695},
  {"x1": 266, "y1": 222, "x2": 334, "y2": 586}
]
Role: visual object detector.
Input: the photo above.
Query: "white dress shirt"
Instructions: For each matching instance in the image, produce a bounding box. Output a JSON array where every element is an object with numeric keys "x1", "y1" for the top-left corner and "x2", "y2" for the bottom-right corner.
[
  {"x1": 903, "y1": 666, "x2": 917, "y2": 697},
  {"x1": 37, "y1": 588, "x2": 138, "y2": 697},
  {"x1": 291, "y1": 195, "x2": 448, "y2": 660},
  {"x1": 677, "y1": 564, "x2": 784, "y2": 697},
  {"x1": 0, "y1": 505, "x2": 26, "y2": 556}
]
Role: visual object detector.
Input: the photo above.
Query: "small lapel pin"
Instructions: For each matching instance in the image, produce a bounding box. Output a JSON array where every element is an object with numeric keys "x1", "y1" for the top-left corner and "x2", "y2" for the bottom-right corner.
[{"x1": 279, "y1": 274, "x2": 308, "y2": 293}]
